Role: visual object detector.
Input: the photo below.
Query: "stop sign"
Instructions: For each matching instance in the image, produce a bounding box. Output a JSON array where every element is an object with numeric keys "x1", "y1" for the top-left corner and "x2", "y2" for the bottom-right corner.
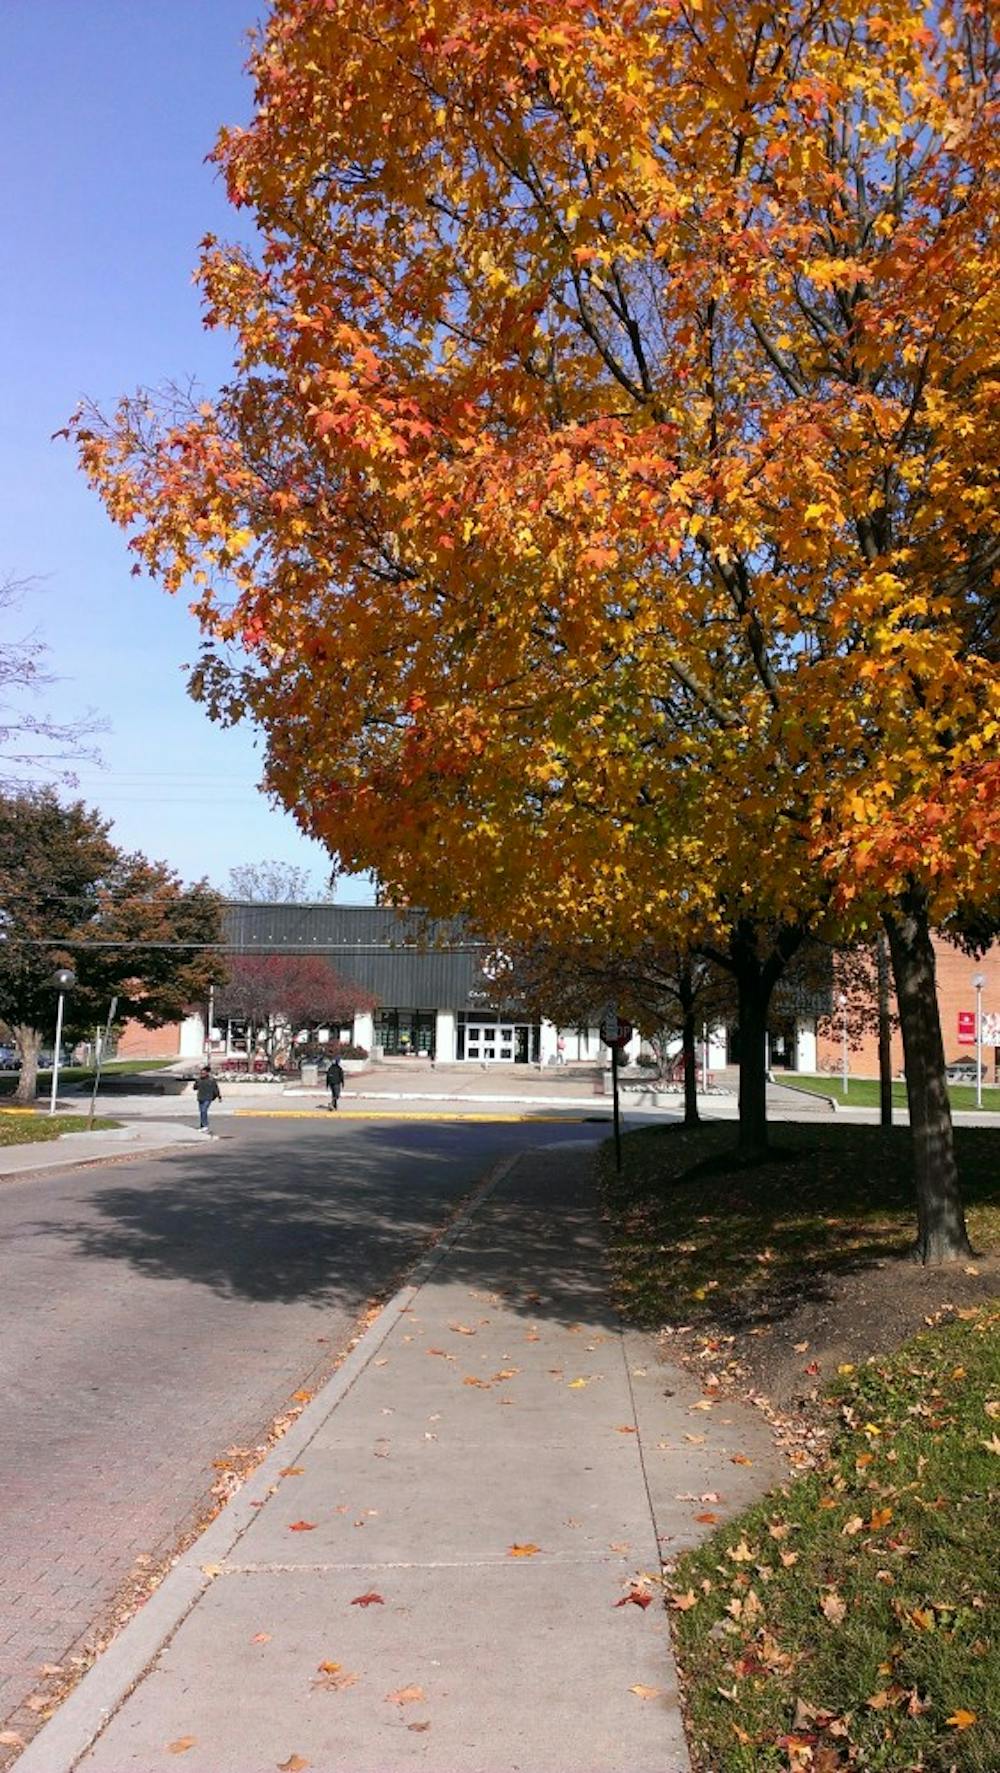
[{"x1": 600, "y1": 1016, "x2": 633, "y2": 1048}]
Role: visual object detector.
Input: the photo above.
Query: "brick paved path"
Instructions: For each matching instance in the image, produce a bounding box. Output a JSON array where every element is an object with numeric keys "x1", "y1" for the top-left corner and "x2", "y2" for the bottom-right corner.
[{"x1": 0, "y1": 1117, "x2": 566, "y2": 1741}]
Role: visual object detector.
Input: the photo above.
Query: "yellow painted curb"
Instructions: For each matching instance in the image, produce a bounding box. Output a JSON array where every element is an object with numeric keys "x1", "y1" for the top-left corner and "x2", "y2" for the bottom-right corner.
[{"x1": 232, "y1": 1110, "x2": 587, "y2": 1123}]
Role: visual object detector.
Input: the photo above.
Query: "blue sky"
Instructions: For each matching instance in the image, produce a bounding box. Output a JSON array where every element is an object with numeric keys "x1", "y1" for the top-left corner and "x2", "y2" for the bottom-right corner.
[{"x1": 1, "y1": 1, "x2": 371, "y2": 900}]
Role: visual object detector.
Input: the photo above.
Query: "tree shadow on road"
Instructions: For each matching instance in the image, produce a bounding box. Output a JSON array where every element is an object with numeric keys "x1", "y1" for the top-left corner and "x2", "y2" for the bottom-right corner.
[{"x1": 35, "y1": 1119, "x2": 619, "y2": 1330}]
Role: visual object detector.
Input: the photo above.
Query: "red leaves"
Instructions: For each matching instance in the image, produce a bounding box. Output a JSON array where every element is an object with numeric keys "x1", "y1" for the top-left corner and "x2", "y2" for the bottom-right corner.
[
  {"x1": 351, "y1": 1591, "x2": 384, "y2": 1606},
  {"x1": 288, "y1": 1520, "x2": 317, "y2": 1532},
  {"x1": 615, "y1": 1586, "x2": 653, "y2": 1610}
]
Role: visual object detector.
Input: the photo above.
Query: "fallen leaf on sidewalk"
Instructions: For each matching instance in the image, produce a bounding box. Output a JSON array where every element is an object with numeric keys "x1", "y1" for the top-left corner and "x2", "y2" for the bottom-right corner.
[
  {"x1": 314, "y1": 1662, "x2": 359, "y2": 1692},
  {"x1": 351, "y1": 1592, "x2": 384, "y2": 1606},
  {"x1": 690, "y1": 1400, "x2": 715, "y2": 1412},
  {"x1": 684, "y1": 1433, "x2": 706, "y2": 1445},
  {"x1": 730, "y1": 1453, "x2": 753, "y2": 1466},
  {"x1": 508, "y1": 1542, "x2": 542, "y2": 1557},
  {"x1": 695, "y1": 1512, "x2": 719, "y2": 1524},
  {"x1": 279, "y1": 1467, "x2": 304, "y2": 1478},
  {"x1": 463, "y1": 1376, "x2": 490, "y2": 1388},
  {"x1": 449, "y1": 1322, "x2": 476, "y2": 1334},
  {"x1": 616, "y1": 1425, "x2": 637, "y2": 1434},
  {"x1": 292, "y1": 1390, "x2": 313, "y2": 1403},
  {"x1": 407, "y1": 1721, "x2": 431, "y2": 1733},
  {"x1": 0, "y1": 1733, "x2": 25, "y2": 1748},
  {"x1": 386, "y1": 1685, "x2": 425, "y2": 1705},
  {"x1": 288, "y1": 1521, "x2": 317, "y2": 1532},
  {"x1": 629, "y1": 1684, "x2": 663, "y2": 1700},
  {"x1": 568, "y1": 1377, "x2": 592, "y2": 1388},
  {"x1": 615, "y1": 1587, "x2": 653, "y2": 1610},
  {"x1": 609, "y1": 1541, "x2": 631, "y2": 1554},
  {"x1": 277, "y1": 1756, "x2": 310, "y2": 1772},
  {"x1": 167, "y1": 1741, "x2": 197, "y2": 1756},
  {"x1": 251, "y1": 1632, "x2": 272, "y2": 1644}
]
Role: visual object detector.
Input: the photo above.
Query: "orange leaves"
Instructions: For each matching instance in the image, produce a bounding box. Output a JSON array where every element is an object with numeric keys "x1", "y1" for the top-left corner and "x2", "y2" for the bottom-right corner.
[{"x1": 507, "y1": 1542, "x2": 542, "y2": 1558}]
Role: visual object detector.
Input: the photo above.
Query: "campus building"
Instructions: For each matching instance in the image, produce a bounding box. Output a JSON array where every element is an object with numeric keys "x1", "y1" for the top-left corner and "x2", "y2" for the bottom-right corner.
[{"x1": 115, "y1": 903, "x2": 999, "y2": 1080}]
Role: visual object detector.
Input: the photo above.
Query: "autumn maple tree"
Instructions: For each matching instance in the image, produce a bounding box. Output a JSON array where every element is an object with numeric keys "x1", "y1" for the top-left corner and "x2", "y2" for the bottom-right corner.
[{"x1": 74, "y1": 0, "x2": 998, "y2": 1258}]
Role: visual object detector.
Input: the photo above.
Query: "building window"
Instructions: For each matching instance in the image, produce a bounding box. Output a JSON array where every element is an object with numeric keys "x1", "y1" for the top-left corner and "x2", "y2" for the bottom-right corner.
[{"x1": 374, "y1": 1009, "x2": 435, "y2": 1057}]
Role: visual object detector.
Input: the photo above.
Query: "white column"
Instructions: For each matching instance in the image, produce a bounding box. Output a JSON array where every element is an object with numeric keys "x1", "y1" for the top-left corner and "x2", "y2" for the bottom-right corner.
[
  {"x1": 435, "y1": 1009, "x2": 456, "y2": 1063},
  {"x1": 538, "y1": 1019, "x2": 559, "y2": 1065},
  {"x1": 707, "y1": 1024, "x2": 728, "y2": 1070},
  {"x1": 179, "y1": 1013, "x2": 205, "y2": 1059},
  {"x1": 353, "y1": 1010, "x2": 374, "y2": 1055},
  {"x1": 795, "y1": 1020, "x2": 817, "y2": 1073}
]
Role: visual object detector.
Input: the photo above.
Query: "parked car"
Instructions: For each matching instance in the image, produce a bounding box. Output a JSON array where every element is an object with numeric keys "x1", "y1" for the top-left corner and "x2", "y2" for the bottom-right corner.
[
  {"x1": 0, "y1": 1044, "x2": 18, "y2": 1069},
  {"x1": 945, "y1": 1056, "x2": 984, "y2": 1083}
]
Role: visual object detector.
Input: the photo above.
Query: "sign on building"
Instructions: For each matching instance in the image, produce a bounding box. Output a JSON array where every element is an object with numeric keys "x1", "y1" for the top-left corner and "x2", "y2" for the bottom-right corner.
[{"x1": 957, "y1": 1011, "x2": 976, "y2": 1045}]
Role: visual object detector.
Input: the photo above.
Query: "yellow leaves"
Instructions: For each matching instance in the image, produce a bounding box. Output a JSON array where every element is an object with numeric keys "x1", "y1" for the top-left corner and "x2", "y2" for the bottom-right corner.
[
  {"x1": 820, "y1": 1590, "x2": 847, "y2": 1626},
  {"x1": 946, "y1": 1710, "x2": 977, "y2": 1730}
]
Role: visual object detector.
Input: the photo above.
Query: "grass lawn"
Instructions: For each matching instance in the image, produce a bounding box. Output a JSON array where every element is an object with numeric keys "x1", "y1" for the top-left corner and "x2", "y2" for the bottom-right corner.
[
  {"x1": 0, "y1": 1058, "x2": 174, "y2": 1099},
  {"x1": 779, "y1": 1073, "x2": 1000, "y2": 1115},
  {"x1": 599, "y1": 1122, "x2": 999, "y2": 1771},
  {"x1": 670, "y1": 1309, "x2": 1000, "y2": 1771},
  {"x1": 598, "y1": 1122, "x2": 1000, "y2": 1331},
  {"x1": 0, "y1": 1112, "x2": 121, "y2": 1147}
]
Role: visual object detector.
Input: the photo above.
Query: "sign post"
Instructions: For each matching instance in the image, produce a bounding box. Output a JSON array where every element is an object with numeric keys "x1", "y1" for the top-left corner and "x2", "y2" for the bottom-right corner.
[
  {"x1": 599, "y1": 1010, "x2": 634, "y2": 1174},
  {"x1": 88, "y1": 996, "x2": 118, "y2": 1129}
]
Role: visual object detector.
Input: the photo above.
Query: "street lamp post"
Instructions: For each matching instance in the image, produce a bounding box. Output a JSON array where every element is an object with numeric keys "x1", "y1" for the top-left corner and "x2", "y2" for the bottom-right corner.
[
  {"x1": 839, "y1": 991, "x2": 849, "y2": 1099},
  {"x1": 973, "y1": 972, "x2": 985, "y2": 1110},
  {"x1": 48, "y1": 967, "x2": 76, "y2": 1117}
]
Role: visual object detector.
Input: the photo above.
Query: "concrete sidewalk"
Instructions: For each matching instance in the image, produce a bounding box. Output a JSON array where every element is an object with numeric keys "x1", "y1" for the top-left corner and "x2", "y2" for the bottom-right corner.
[{"x1": 17, "y1": 1145, "x2": 783, "y2": 1773}]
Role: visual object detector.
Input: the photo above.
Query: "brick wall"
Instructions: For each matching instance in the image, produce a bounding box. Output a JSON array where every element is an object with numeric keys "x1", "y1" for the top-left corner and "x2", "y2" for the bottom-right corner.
[
  {"x1": 115, "y1": 1019, "x2": 183, "y2": 1061},
  {"x1": 815, "y1": 936, "x2": 1000, "y2": 1081}
]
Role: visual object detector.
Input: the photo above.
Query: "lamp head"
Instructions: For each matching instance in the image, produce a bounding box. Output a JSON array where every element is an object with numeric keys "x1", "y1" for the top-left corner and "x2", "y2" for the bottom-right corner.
[{"x1": 51, "y1": 967, "x2": 76, "y2": 990}]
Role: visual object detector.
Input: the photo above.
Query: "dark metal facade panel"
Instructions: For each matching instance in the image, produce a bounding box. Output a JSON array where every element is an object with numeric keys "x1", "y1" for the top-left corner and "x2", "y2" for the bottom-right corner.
[{"x1": 221, "y1": 903, "x2": 490, "y2": 1010}]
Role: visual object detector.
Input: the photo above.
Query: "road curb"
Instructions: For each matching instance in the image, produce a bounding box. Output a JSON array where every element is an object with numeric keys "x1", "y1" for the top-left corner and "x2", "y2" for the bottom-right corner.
[{"x1": 12, "y1": 1148, "x2": 525, "y2": 1773}]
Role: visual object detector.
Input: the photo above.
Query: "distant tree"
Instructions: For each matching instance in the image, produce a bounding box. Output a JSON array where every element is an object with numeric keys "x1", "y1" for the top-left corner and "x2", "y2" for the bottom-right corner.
[
  {"x1": 226, "y1": 859, "x2": 336, "y2": 903},
  {"x1": 216, "y1": 954, "x2": 375, "y2": 1068},
  {"x1": 1, "y1": 575, "x2": 104, "y2": 789},
  {"x1": 0, "y1": 789, "x2": 223, "y2": 1102}
]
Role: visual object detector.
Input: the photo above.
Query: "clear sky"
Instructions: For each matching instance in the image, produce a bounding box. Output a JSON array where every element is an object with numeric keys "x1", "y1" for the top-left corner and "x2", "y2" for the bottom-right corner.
[{"x1": 1, "y1": 1, "x2": 372, "y2": 901}]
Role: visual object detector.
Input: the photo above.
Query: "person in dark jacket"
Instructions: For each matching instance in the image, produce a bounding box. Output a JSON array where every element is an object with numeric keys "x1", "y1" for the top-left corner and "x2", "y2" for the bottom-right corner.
[
  {"x1": 194, "y1": 1066, "x2": 221, "y2": 1132},
  {"x1": 326, "y1": 1056, "x2": 345, "y2": 1111}
]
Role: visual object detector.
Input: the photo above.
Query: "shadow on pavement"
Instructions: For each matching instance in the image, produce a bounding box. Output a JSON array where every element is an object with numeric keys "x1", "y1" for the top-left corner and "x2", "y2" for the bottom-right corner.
[{"x1": 31, "y1": 1122, "x2": 619, "y2": 1329}]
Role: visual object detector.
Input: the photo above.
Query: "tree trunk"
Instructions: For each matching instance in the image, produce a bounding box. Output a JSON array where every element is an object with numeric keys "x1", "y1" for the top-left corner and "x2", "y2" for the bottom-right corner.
[
  {"x1": 13, "y1": 1025, "x2": 41, "y2": 1105},
  {"x1": 735, "y1": 966, "x2": 770, "y2": 1161},
  {"x1": 876, "y1": 934, "x2": 893, "y2": 1129},
  {"x1": 884, "y1": 892, "x2": 972, "y2": 1263},
  {"x1": 680, "y1": 1007, "x2": 700, "y2": 1127}
]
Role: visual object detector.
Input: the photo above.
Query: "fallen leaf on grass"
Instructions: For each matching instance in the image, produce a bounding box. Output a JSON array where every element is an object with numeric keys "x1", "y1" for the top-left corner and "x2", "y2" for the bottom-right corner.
[
  {"x1": 351, "y1": 1591, "x2": 384, "y2": 1606},
  {"x1": 780, "y1": 1550, "x2": 799, "y2": 1567},
  {"x1": 629, "y1": 1684, "x2": 663, "y2": 1700},
  {"x1": 946, "y1": 1710, "x2": 977, "y2": 1729},
  {"x1": 288, "y1": 1521, "x2": 317, "y2": 1532},
  {"x1": 386, "y1": 1685, "x2": 425, "y2": 1705},
  {"x1": 842, "y1": 1515, "x2": 864, "y2": 1536},
  {"x1": 507, "y1": 1542, "x2": 541, "y2": 1557},
  {"x1": 982, "y1": 1433, "x2": 1000, "y2": 1455},
  {"x1": 820, "y1": 1591, "x2": 847, "y2": 1625},
  {"x1": 670, "y1": 1589, "x2": 699, "y2": 1611},
  {"x1": 167, "y1": 1738, "x2": 197, "y2": 1755},
  {"x1": 869, "y1": 1507, "x2": 894, "y2": 1530},
  {"x1": 726, "y1": 1540, "x2": 754, "y2": 1563}
]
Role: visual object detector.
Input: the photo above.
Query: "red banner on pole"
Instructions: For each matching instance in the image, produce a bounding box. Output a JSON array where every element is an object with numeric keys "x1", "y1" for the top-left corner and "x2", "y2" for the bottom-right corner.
[{"x1": 957, "y1": 1010, "x2": 976, "y2": 1046}]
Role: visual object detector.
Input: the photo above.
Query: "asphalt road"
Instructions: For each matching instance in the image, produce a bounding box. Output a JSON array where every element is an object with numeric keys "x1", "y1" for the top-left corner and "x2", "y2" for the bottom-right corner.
[{"x1": 0, "y1": 1113, "x2": 604, "y2": 1738}]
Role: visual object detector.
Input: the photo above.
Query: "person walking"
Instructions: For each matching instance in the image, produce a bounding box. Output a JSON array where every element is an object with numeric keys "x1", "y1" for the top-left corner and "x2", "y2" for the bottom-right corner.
[
  {"x1": 194, "y1": 1065, "x2": 221, "y2": 1133},
  {"x1": 326, "y1": 1055, "x2": 345, "y2": 1111}
]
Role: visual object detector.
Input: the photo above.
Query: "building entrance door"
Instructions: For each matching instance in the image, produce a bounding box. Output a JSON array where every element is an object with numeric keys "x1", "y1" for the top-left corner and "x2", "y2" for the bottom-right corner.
[{"x1": 458, "y1": 1016, "x2": 537, "y2": 1062}]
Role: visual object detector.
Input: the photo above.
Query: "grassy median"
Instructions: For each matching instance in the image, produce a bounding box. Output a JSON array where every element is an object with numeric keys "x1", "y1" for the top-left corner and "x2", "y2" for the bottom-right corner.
[{"x1": 0, "y1": 1112, "x2": 120, "y2": 1147}]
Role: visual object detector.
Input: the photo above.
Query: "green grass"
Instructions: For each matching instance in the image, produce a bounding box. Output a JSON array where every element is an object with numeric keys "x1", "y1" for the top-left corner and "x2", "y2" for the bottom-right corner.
[
  {"x1": 0, "y1": 1058, "x2": 174, "y2": 1098},
  {"x1": 780, "y1": 1073, "x2": 1000, "y2": 1115},
  {"x1": 598, "y1": 1122, "x2": 1000, "y2": 1331},
  {"x1": 670, "y1": 1309, "x2": 1000, "y2": 1771},
  {"x1": 0, "y1": 1112, "x2": 121, "y2": 1147}
]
